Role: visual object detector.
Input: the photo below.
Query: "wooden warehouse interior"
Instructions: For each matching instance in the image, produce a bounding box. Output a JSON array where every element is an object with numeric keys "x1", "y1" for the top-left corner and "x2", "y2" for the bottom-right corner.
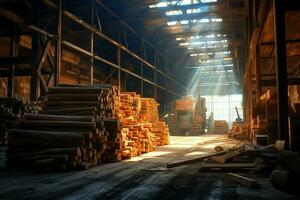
[{"x1": 0, "y1": 0, "x2": 300, "y2": 199}]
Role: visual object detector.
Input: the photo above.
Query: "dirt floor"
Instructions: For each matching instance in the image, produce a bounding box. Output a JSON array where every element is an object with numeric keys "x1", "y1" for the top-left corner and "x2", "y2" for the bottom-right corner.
[{"x1": 0, "y1": 135, "x2": 299, "y2": 200}]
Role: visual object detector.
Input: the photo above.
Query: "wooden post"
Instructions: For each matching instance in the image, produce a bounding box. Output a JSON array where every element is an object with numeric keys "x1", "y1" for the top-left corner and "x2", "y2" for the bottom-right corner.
[
  {"x1": 117, "y1": 22, "x2": 121, "y2": 90},
  {"x1": 8, "y1": 30, "x2": 17, "y2": 97},
  {"x1": 30, "y1": 0, "x2": 40, "y2": 100},
  {"x1": 255, "y1": 45, "x2": 261, "y2": 103},
  {"x1": 273, "y1": 0, "x2": 289, "y2": 148},
  {"x1": 90, "y1": 0, "x2": 94, "y2": 85},
  {"x1": 140, "y1": 40, "x2": 144, "y2": 97},
  {"x1": 55, "y1": 0, "x2": 62, "y2": 87}
]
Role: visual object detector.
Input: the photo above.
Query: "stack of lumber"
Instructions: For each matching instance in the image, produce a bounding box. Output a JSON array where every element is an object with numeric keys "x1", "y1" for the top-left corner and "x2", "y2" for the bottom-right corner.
[
  {"x1": 229, "y1": 122, "x2": 249, "y2": 140},
  {"x1": 23, "y1": 100, "x2": 43, "y2": 114},
  {"x1": 213, "y1": 120, "x2": 229, "y2": 134},
  {"x1": 140, "y1": 98, "x2": 169, "y2": 146},
  {"x1": 6, "y1": 85, "x2": 170, "y2": 170},
  {"x1": 109, "y1": 93, "x2": 169, "y2": 160},
  {"x1": 7, "y1": 85, "x2": 117, "y2": 170},
  {"x1": 0, "y1": 98, "x2": 24, "y2": 146}
]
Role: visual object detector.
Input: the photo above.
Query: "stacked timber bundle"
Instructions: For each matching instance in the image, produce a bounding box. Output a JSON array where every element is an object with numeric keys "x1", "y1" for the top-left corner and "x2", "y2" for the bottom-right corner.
[
  {"x1": 7, "y1": 85, "x2": 117, "y2": 170},
  {"x1": 229, "y1": 122, "x2": 249, "y2": 140},
  {"x1": 139, "y1": 98, "x2": 159, "y2": 122},
  {"x1": 105, "y1": 93, "x2": 169, "y2": 160},
  {"x1": 140, "y1": 98, "x2": 169, "y2": 146},
  {"x1": 0, "y1": 98, "x2": 24, "y2": 146},
  {"x1": 113, "y1": 93, "x2": 155, "y2": 160},
  {"x1": 213, "y1": 120, "x2": 229, "y2": 134},
  {"x1": 151, "y1": 120, "x2": 170, "y2": 146}
]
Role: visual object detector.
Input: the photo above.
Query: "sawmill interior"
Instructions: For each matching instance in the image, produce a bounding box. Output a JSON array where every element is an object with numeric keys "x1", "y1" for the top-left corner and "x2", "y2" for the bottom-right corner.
[{"x1": 0, "y1": 0, "x2": 300, "y2": 199}]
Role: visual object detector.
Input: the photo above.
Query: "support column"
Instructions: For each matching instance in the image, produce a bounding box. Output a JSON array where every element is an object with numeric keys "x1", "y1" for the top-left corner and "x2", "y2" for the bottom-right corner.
[
  {"x1": 8, "y1": 31, "x2": 17, "y2": 97},
  {"x1": 30, "y1": 0, "x2": 40, "y2": 100},
  {"x1": 117, "y1": 22, "x2": 121, "y2": 90},
  {"x1": 117, "y1": 47, "x2": 121, "y2": 89},
  {"x1": 273, "y1": 0, "x2": 289, "y2": 147},
  {"x1": 154, "y1": 51, "x2": 158, "y2": 100},
  {"x1": 55, "y1": 0, "x2": 62, "y2": 86},
  {"x1": 140, "y1": 40, "x2": 145, "y2": 97},
  {"x1": 255, "y1": 45, "x2": 261, "y2": 103},
  {"x1": 90, "y1": 0, "x2": 94, "y2": 85}
]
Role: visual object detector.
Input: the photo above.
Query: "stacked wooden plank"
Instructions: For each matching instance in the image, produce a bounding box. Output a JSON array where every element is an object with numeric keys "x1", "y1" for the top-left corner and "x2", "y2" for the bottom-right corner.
[
  {"x1": 151, "y1": 121, "x2": 170, "y2": 146},
  {"x1": 7, "y1": 85, "x2": 116, "y2": 170},
  {"x1": 213, "y1": 120, "x2": 229, "y2": 134},
  {"x1": 114, "y1": 93, "x2": 169, "y2": 160},
  {"x1": 229, "y1": 122, "x2": 249, "y2": 140},
  {"x1": 140, "y1": 98, "x2": 169, "y2": 146}
]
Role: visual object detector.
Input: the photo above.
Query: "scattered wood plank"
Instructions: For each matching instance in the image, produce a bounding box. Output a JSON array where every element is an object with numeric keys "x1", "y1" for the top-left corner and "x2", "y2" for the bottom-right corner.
[
  {"x1": 199, "y1": 163, "x2": 256, "y2": 172},
  {"x1": 227, "y1": 173, "x2": 259, "y2": 189},
  {"x1": 166, "y1": 150, "x2": 227, "y2": 168},
  {"x1": 211, "y1": 146, "x2": 245, "y2": 164}
]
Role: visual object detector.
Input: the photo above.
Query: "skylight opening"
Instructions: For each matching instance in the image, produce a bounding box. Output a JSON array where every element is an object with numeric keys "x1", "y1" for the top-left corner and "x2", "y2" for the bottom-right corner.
[
  {"x1": 199, "y1": 19, "x2": 210, "y2": 23},
  {"x1": 149, "y1": 1, "x2": 177, "y2": 8},
  {"x1": 149, "y1": 0, "x2": 217, "y2": 8},
  {"x1": 166, "y1": 10, "x2": 183, "y2": 16},
  {"x1": 179, "y1": 42, "x2": 189, "y2": 46},
  {"x1": 201, "y1": 0, "x2": 217, "y2": 3},
  {"x1": 180, "y1": 20, "x2": 189, "y2": 25},
  {"x1": 167, "y1": 18, "x2": 222, "y2": 26},
  {"x1": 179, "y1": 0, "x2": 200, "y2": 5},
  {"x1": 187, "y1": 8, "x2": 201, "y2": 14},
  {"x1": 167, "y1": 21, "x2": 177, "y2": 26},
  {"x1": 224, "y1": 57, "x2": 233, "y2": 61},
  {"x1": 211, "y1": 18, "x2": 223, "y2": 22}
]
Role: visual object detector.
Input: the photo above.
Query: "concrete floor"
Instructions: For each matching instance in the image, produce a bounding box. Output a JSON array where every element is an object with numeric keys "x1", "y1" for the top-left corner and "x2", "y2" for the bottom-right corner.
[{"x1": 0, "y1": 135, "x2": 299, "y2": 200}]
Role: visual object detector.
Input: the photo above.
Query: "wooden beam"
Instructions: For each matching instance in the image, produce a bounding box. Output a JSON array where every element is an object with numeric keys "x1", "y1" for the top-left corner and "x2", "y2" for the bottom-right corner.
[
  {"x1": 255, "y1": 45, "x2": 261, "y2": 103},
  {"x1": 166, "y1": 150, "x2": 227, "y2": 168},
  {"x1": 211, "y1": 146, "x2": 245, "y2": 163},
  {"x1": 261, "y1": 78, "x2": 300, "y2": 86},
  {"x1": 0, "y1": 56, "x2": 31, "y2": 65},
  {"x1": 227, "y1": 173, "x2": 259, "y2": 189},
  {"x1": 199, "y1": 163, "x2": 256, "y2": 172},
  {"x1": 273, "y1": 0, "x2": 289, "y2": 145}
]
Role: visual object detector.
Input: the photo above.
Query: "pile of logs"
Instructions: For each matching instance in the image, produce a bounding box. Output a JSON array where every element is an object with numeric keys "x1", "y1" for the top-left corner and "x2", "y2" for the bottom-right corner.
[
  {"x1": 0, "y1": 98, "x2": 44, "y2": 146},
  {"x1": 23, "y1": 100, "x2": 43, "y2": 114},
  {"x1": 0, "y1": 98, "x2": 24, "y2": 146},
  {"x1": 7, "y1": 85, "x2": 170, "y2": 171},
  {"x1": 8, "y1": 85, "x2": 117, "y2": 170}
]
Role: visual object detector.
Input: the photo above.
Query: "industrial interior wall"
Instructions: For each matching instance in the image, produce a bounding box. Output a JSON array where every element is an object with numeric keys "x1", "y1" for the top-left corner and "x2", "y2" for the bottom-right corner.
[
  {"x1": 289, "y1": 85, "x2": 300, "y2": 110},
  {"x1": 0, "y1": 34, "x2": 120, "y2": 99}
]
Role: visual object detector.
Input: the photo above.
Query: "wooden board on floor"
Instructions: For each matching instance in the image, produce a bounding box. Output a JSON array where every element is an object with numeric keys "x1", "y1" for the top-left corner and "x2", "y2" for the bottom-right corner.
[
  {"x1": 227, "y1": 173, "x2": 259, "y2": 189},
  {"x1": 211, "y1": 146, "x2": 245, "y2": 164},
  {"x1": 199, "y1": 163, "x2": 256, "y2": 172},
  {"x1": 166, "y1": 150, "x2": 227, "y2": 168}
]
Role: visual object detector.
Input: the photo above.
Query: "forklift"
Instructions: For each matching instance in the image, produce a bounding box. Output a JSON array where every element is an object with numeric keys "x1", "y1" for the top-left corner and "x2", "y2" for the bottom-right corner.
[{"x1": 167, "y1": 96, "x2": 207, "y2": 136}]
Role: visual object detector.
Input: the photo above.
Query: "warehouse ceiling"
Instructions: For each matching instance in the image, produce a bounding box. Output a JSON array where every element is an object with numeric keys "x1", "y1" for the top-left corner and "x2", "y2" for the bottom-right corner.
[
  {"x1": 0, "y1": 0, "x2": 247, "y2": 96},
  {"x1": 103, "y1": 0, "x2": 246, "y2": 95}
]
